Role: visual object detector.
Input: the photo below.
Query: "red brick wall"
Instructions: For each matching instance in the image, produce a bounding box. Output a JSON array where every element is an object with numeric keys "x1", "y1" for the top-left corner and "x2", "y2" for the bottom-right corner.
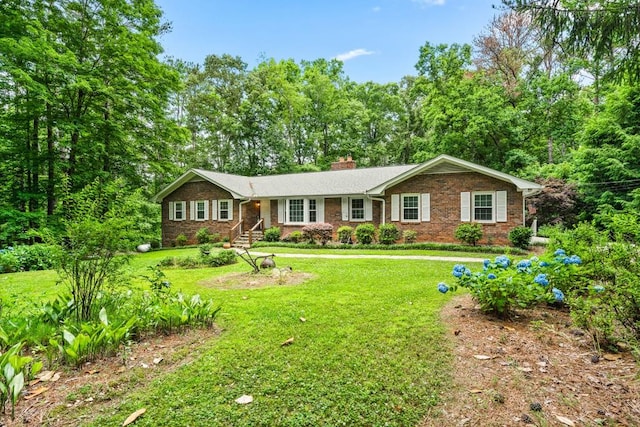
[
  {"x1": 161, "y1": 180, "x2": 239, "y2": 246},
  {"x1": 384, "y1": 172, "x2": 523, "y2": 245},
  {"x1": 162, "y1": 172, "x2": 523, "y2": 246}
]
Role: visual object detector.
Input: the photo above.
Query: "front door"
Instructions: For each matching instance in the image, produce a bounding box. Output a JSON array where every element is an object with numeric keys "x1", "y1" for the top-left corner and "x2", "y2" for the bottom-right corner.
[{"x1": 260, "y1": 199, "x2": 271, "y2": 229}]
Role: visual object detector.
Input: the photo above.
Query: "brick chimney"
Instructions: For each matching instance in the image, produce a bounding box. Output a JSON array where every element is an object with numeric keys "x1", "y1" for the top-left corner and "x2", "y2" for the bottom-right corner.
[{"x1": 331, "y1": 155, "x2": 356, "y2": 171}]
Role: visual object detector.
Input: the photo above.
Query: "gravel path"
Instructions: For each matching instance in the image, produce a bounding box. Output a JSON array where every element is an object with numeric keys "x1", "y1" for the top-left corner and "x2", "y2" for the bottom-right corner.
[{"x1": 248, "y1": 251, "x2": 486, "y2": 263}]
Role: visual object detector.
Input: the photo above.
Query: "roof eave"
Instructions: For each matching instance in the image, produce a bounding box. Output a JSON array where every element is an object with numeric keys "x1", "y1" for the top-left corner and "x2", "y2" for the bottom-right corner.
[{"x1": 152, "y1": 169, "x2": 245, "y2": 202}]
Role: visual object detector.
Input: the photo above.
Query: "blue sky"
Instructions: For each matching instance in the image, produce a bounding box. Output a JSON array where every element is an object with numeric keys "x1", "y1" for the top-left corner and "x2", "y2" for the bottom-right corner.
[{"x1": 154, "y1": 0, "x2": 502, "y2": 84}]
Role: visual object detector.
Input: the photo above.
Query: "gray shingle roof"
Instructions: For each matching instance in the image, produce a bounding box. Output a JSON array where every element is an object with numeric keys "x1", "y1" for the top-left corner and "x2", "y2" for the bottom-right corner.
[{"x1": 153, "y1": 154, "x2": 542, "y2": 202}]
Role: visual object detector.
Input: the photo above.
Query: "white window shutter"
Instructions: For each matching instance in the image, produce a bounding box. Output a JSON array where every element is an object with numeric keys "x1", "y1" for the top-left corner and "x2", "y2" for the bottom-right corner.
[
  {"x1": 228, "y1": 200, "x2": 234, "y2": 220},
  {"x1": 341, "y1": 197, "x2": 349, "y2": 221},
  {"x1": 168, "y1": 201, "x2": 174, "y2": 221},
  {"x1": 204, "y1": 200, "x2": 210, "y2": 220},
  {"x1": 364, "y1": 199, "x2": 373, "y2": 221},
  {"x1": 460, "y1": 192, "x2": 471, "y2": 222},
  {"x1": 421, "y1": 193, "x2": 431, "y2": 222},
  {"x1": 211, "y1": 199, "x2": 218, "y2": 220},
  {"x1": 189, "y1": 201, "x2": 195, "y2": 220},
  {"x1": 391, "y1": 194, "x2": 400, "y2": 222},
  {"x1": 317, "y1": 199, "x2": 325, "y2": 223},
  {"x1": 278, "y1": 199, "x2": 284, "y2": 223},
  {"x1": 496, "y1": 190, "x2": 507, "y2": 222}
]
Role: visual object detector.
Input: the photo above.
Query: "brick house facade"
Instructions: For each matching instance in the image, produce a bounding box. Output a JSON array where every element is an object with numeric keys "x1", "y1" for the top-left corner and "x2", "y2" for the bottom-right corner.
[{"x1": 154, "y1": 155, "x2": 542, "y2": 247}]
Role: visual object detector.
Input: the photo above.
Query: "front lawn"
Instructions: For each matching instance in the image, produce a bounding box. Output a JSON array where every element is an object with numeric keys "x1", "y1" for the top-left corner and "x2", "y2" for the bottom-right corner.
[{"x1": 2, "y1": 250, "x2": 463, "y2": 425}]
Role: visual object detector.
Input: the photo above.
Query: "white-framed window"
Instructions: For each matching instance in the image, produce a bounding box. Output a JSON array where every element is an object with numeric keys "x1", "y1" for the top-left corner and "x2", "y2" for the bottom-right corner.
[
  {"x1": 196, "y1": 200, "x2": 206, "y2": 221},
  {"x1": 288, "y1": 199, "x2": 305, "y2": 223},
  {"x1": 473, "y1": 192, "x2": 494, "y2": 222},
  {"x1": 173, "y1": 201, "x2": 186, "y2": 221},
  {"x1": 309, "y1": 199, "x2": 317, "y2": 223},
  {"x1": 278, "y1": 198, "x2": 324, "y2": 224},
  {"x1": 350, "y1": 198, "x2": 365, "y2": 221},
  {"x1": 402, "y1": 194, "x2": 420, "y2": 222},
  {"x1": 219, "y1": 200, "x2": 231, "y2": 221}
]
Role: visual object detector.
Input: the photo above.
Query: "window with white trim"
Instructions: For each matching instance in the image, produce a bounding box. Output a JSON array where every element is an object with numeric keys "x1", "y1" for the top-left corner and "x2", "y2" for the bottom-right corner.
[
  {"x1": 350, "y1": 198, "x2": 365, "y2": 221},
  {"x1": 309, "y1": 199, "x2": 317, "y2": 223},
  {"x1": 219, "y1": 200, "x2": 231, "y2": 221},
  {"x1": 174, "y1": 201, "x2": 185, "y2": 221},
  {"x1": 473, "y1": 192, "x2": 494, "y2": 222},
  {"x1": 288, "y1": 199, "x2": 304, "y2": 223},
  {"x1": 196, "y1": 200, "x2": 206, "y2": 220},
  {"x1": 402, "y1": 194, "x2": 419, "y2": 221}
]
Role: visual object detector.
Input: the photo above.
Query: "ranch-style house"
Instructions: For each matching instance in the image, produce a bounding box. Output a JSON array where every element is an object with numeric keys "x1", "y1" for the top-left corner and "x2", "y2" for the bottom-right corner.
[{"x1": 153, "y1": 154, "x2": 543, "y2": 247}]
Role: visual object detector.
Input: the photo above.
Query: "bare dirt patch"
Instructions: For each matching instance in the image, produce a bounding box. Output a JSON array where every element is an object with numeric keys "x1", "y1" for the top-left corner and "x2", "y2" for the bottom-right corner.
[
  {"x1": 423, "y1": 294, "x2": 640, "y2": 427},
  {"x1": 2, "y1": 327, "x2": 220, "y2": 427},
  {"x1": 198, "y1": 270, "x2": 315, "y2": 290}
]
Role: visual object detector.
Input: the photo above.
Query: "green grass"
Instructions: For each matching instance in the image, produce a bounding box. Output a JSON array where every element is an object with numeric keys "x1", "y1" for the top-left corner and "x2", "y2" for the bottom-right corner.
[{"x1": 1, "y1": 248, "x2": 472, "y2": 426}]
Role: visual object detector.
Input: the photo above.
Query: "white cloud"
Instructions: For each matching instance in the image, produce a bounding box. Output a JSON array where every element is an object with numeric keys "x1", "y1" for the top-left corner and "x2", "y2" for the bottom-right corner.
[
  {"x1": 412, "y1": 0, "x2": 446, "y2": 6},
  {"x1": 334, "y1": 48, "x2": 376, "y2": 62}
]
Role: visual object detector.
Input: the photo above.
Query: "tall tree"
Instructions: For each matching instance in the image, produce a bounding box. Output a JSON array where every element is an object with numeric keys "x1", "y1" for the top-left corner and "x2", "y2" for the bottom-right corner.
[{"x1": 505, "y1": 0, "x2": 640, "y2": 83}]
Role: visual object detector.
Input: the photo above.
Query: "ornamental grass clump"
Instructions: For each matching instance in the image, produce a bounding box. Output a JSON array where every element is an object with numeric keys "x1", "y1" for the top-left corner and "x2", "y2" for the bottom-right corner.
[{"x1": 437, "y1": 249, "x2": 582, "y2": 318}]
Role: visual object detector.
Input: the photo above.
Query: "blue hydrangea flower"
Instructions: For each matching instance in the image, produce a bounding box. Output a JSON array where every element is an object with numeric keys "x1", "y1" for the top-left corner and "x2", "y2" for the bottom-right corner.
[
  {"x1": 494, "y1": 255, "x2": 511, "y2": 268},
  {"x1": 483, "y1": 259, "x2": 491, "y2": 269},
  {"x1": 593, "y1": 285, "x2": 605, "y2": 293},
  {"x1": 552, "y1": 287, "x2": 565, "y2": 302},
  {"x1": 487, "y1": 273, "x2": 497, "y2": 280},
  {"x1": 437, "y1": 283, "x2": 449, "y2": 294},
  {"x1": 554, "y1": 248, "x2": 566, "y2": 256},
  {"x1": 516, "y1": 259, "x2": 532, "y2": 272},
  {"x1": 452, "y1": 264, "x2": 467, "y2": 278},
  {"x1": 539, "y1": 261, "x2": 549, "y2": 267},
  {"x1": 534, "y1": 273, "x2": 549, "y2": 287},
  {"x1": 568, "y1": 255, "x2": 582, "y2": 265}
]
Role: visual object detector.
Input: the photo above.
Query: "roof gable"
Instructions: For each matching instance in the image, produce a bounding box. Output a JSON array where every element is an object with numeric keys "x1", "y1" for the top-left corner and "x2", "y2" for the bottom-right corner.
[{"x1": 368, "y1": 154, "x2": 543, "y2": 195}]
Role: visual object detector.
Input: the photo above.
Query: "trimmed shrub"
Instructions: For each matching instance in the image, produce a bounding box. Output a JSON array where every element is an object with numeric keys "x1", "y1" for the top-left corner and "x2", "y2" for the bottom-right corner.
[
  {"x1": 264, "y1": 227, "x2": 281, "y2": 242},
  {"x1": 0, "y1": 247, "x2": 20, "y2": 273},
  {"x1": 337, "y1": 226, "x2": 353, "y2": 244},
  {"x1": 302, "y1": 223, "x2": 333, "y2": 245},
  {"x1": 196, "y1": 227, "x2": 212, "y2": 244},
  {"x1": 454, "y1": 223, "x2": 483, "y2": 246},
  {"x1": 283, "y1": 231, "x2": 303, "y2": 243},
  {"x1": 355, "y1": 224, "x2": 376, "y2": 245},
  {"x1": 509, "y1": 226, "x2": 533, "y2": 249},
  {"x1": 378, "y1": 224, "x2": 400, "y2": 245},
  {"x1": 176, "y1": 234, "x2": 188, "y2": 247},
  {"x1": 207, "y1": 249, "x2": 237, "y2": 267},
  {"x1": 403, "y1": 230, "x2": 418, "y2": 244}
]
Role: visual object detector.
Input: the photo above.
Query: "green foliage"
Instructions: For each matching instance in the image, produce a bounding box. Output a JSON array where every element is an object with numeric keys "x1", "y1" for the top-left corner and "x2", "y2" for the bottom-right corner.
[
  {"x1": 0, "y1": 342, "x2": 41, "y2": 419},
  {"x1": 355, "y1": 223, "x2": 376, "y2": 244},
  {"x1": 403, "y1": 230, "x2": 418, "y2": 244},
  {"x1": 508, "y1": 226, "x2": 533, "y2": 249},
  {"x1": 336, "y1": 226, "x2": 353, "y2": 244},
  {"x1": 263, "y1": 227, "x2": 281, "y2": 242},
  {"x1": 205, "y1": 250, "x2": 238, "y2": 267},
  {"x1": 378, "y1": 223, "x2": 400, "y2": 245},
  {"x1": 0, "y1": 249, "x2": 20, "y2": 274},
  {"x1": 175, "y1": 234, "x2": 188, "y2": 247},
  {"x1": 141, "y1": 266, "x2": 171, "y2": 295},
  {"x1": 196, "y1": 227, "x2": 213, "y2": 244},
  {"x1": 439, "y1": 250, "x2": 581, "y2": 317},
  {"x1": 454, "y1": 223, "x2": 483, "y2": 246},
  {"x1": 550, "y1": 223, "x2": 640, "y2": 354},
  {"x1": 301, "y1": 223, "x2": 333, "y2": 245},
  {"x1": 283, "y1": 231, "x2": 303, "y2": 243}
]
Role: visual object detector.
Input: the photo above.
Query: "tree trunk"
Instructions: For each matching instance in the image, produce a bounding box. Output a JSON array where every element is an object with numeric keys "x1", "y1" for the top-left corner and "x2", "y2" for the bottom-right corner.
[{"x1": 47, "y1": 102, "x2": 55, "y2": 215}]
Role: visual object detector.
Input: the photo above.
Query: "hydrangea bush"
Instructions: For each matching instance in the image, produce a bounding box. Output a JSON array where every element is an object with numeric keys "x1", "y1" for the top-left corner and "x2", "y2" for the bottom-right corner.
[{"x1": 437, "y1": 248, "x2": 582, "y2": 318}]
